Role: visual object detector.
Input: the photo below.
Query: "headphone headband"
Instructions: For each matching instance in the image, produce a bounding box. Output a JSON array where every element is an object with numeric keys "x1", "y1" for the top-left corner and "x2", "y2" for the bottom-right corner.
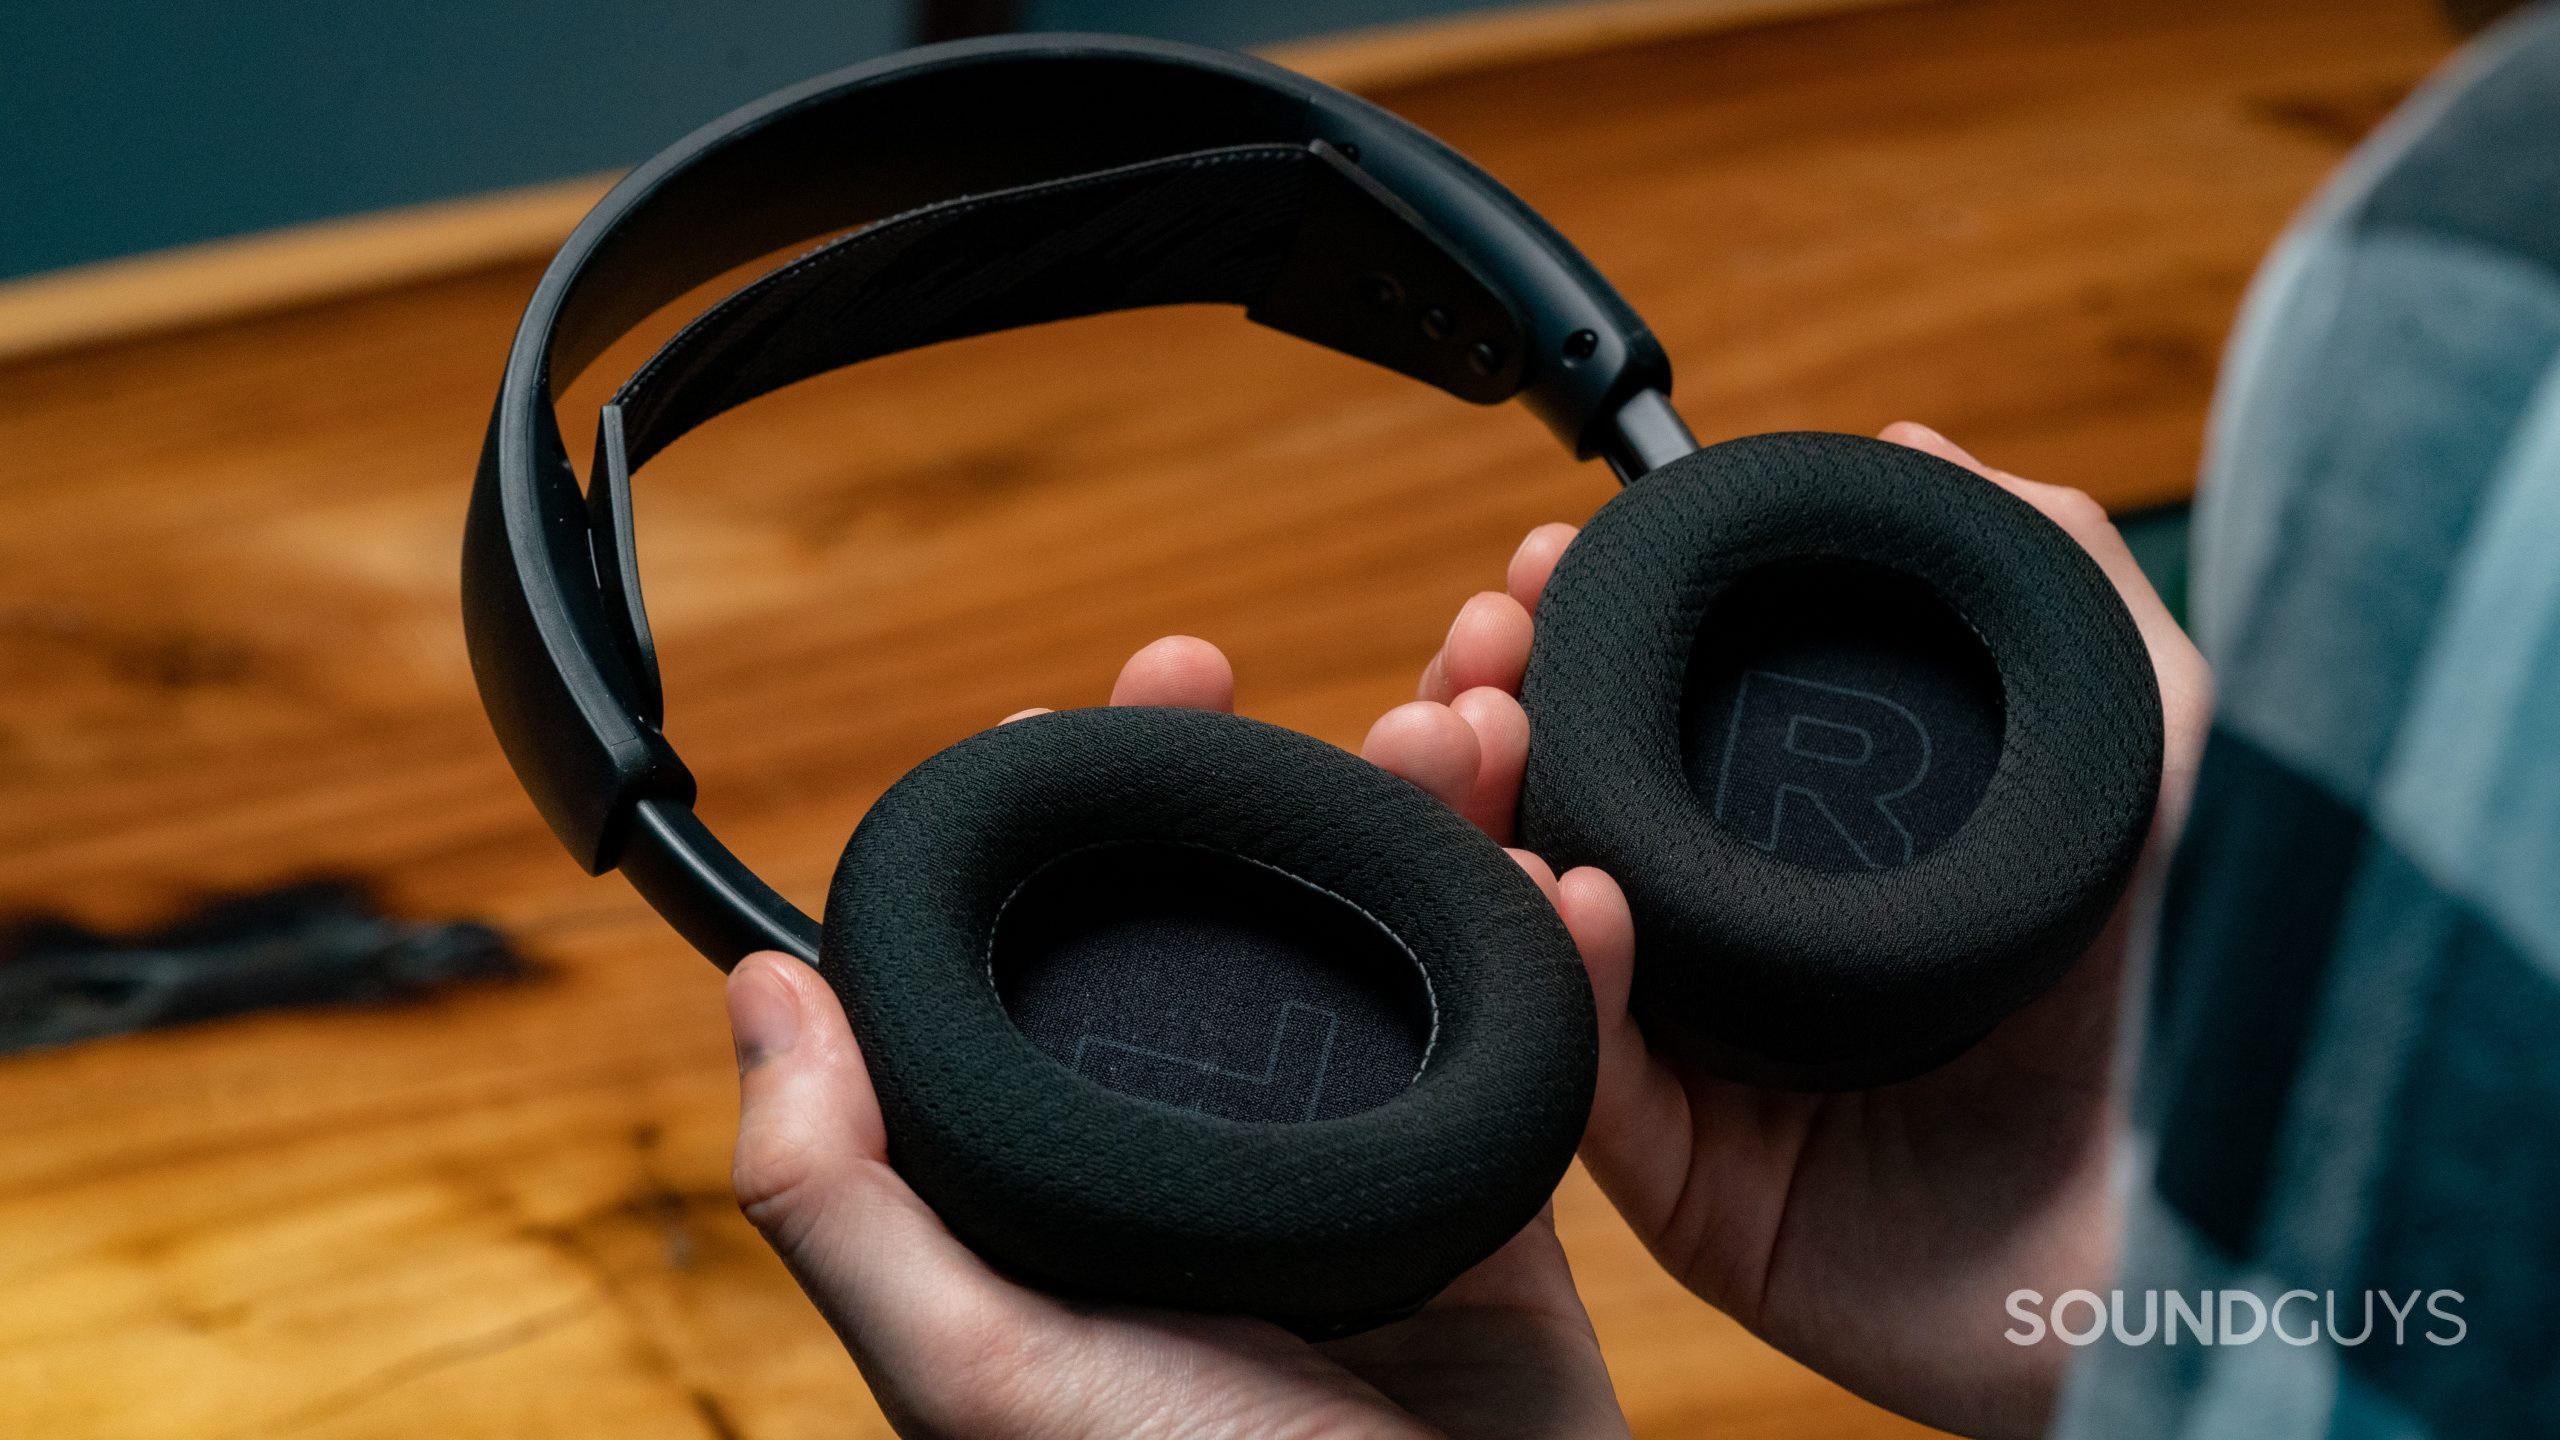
[{"x1": 465, "y1": 34, "x2": 1694, "y2": 965}]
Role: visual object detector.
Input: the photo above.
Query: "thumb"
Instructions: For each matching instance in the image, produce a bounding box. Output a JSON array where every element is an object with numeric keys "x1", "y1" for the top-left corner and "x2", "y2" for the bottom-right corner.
[
  {"x1": 725, "y1": 953, "x2": 1013, "y2": 1353},
  {"x1": 727, "y1": 951, "x2": 895, "y2": 1253}
]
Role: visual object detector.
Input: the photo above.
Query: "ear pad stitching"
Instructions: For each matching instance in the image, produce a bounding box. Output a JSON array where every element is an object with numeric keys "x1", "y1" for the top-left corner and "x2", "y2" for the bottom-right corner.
[
  {"x1": 979, "y1": 838, "x2": 1446, "y2": 1089},
  {"x1": 1519, "y1": 431, "x2": 2162, "y2": 1088},
  {"x1": 824, "y1": 706, "x2": 1596, "y2": 1332}
]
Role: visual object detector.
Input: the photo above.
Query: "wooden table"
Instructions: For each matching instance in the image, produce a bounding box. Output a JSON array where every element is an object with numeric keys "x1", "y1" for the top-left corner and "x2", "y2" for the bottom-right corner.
[{"x1": 0, "y1": 0, "x2": 2450, "y2": 1433}]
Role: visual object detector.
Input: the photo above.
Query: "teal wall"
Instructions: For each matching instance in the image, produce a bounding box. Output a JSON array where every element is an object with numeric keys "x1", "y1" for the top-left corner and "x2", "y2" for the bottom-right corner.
[
  {"x1": 1, "y1": 3, "x2": 909, "y2": 282},
  {"x1": 3, "y1": 0, "x2": 1546, "y2": 283}
]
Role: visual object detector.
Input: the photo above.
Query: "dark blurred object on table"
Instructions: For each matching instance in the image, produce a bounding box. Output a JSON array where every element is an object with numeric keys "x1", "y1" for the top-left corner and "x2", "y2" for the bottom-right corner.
[{"x1": 0, "y1": 881, "x2": 525, "y2": 1056}]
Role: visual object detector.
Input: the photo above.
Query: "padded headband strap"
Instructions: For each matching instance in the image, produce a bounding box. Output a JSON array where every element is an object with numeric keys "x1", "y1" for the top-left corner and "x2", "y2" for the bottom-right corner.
[
  {"x1": 590, "y1": 141, "x2": 1531, "y2": 722},
  {"x1": 607, "y1": 142, "x2": 1523, "y2": 479}
]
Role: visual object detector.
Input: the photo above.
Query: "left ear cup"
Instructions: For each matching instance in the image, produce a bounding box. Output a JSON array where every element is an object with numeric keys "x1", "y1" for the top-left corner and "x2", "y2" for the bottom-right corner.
[
  {"x1": 1518, "y1": 432, "x2": 2161, "y2": 1089},
  {"x1": 820, "y1": 706, "x2": 1597, "y2": 1336}
]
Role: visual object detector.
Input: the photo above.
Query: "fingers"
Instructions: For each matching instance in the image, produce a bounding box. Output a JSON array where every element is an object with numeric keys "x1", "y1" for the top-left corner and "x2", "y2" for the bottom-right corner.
[
  {"x1": 1512, "y1": 860, "x2": 1669, "y2": 1183},
  {"x1": 1416, "y1": 523, "x2": 1573, "y2": 703},
  {"x1": 1002, "y1": 634, "x2": 1232, "y2": 727},
  {"x1": 727, "y1": 954, "x2": 967, "y2": 1308},
  {"x1": 1556, "y1": 867, "x2": 1636, "y2": 1035},
  {"x1": 1507, "y1": 847, "x2": 1560, "y2": 905},
  {"x1": 1110, "y1": 634, "x2": 1235, "y2": 711},
  {"x1": 1498, "y1": 856, "x2": 1638, "y2": 1090},
  {"x1": 1876, "y1": 421, "x2": 2163, "y2": 635},
  {"x1": 1400, "y1": 526, "x2": 1563, "y2": 830},
  {"x1": 1878, "y1": 422, "x2": 2213, "y2": 826},
  {"x1": 1417, "y1": 647, "x2": 1452, "y2": 708},
  {"x1": 1877, "y1": 419, "x2": 1994, "y2": 478},
  {"x1": 1418, "y1": 591, "x2": 1533, "y2": 703},
  {"x1": 1001, "y1": 636, "x2": 1231, "y2": 727},
  {"x1": 729, "y1": 954, "x2": 1067, "y2": 1431},
  {"x1": 1362, "y1": 687, "x2": 1528, "y2": 840},
  {"x1": 1362, "y1": 700, "x2": 1482, "y2": 811},
  {"x1": 1449, "y1": 686, "x2": 1529, "y2": 840},
  {"x1": 729, "y1": 952, "x2": 889, "y2": 1214},
  {"x1": 1545, "y1": 868, "x2": 1701, "y2": 1252},
  {"x1": 1507, "y1": 523, "x2": 1578, "y2": 611},
  {"x1": 1546, "y1": 865, "x2": 1649, "y2": 1133}
]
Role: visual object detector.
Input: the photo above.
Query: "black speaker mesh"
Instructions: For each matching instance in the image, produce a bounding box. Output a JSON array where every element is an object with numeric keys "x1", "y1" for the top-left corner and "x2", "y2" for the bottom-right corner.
[
  {"x1": 991, "y1": 843, "x2": 1431, "y2": 1124},
  {"x1": 1682, "y1": 558, "x2": 2004, "y2": 871}
]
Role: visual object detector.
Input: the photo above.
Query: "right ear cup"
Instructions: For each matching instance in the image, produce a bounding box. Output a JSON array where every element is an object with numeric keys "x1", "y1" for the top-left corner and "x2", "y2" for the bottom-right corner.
[
  {"x1": 1518, "y1": 432, "x2": 2161, "y2": 1089},
  {"x1": 820, "y1": 706, "x2": 1597, "y2": 1335}
]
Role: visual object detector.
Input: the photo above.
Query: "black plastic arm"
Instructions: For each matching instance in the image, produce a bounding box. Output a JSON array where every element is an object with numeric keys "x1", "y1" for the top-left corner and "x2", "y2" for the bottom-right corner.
[
  {"x1": 619, "y1": 800, "x2": 820, "y2": 967},
  {"x1": 1597, "y1": 389, "x2": 1700, "y2": 483}
]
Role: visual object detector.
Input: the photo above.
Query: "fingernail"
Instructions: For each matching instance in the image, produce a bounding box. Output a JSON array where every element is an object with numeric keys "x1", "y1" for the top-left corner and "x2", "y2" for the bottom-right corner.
[
  {"x1": 729, "y1": 958, "x2": 802, "y2": 1074},
  {"x1": 1445, "y1": 590, "x2": 1494, "y2": 642}
]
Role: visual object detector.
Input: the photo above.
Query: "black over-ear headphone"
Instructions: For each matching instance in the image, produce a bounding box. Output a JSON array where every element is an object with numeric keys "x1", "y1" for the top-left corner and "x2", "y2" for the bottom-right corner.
[{"x1": 464, "y1": 34, "x2": 2160, "y2": 1331}]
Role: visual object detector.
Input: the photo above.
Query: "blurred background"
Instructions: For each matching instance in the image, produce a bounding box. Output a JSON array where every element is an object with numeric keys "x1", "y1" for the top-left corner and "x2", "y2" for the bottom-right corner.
[
  {"x1": 0, "y1": 1, "x2": 2496, "y2": 1436},
  {"x1": 9, "y1": 0, "x2": 1610, "y2": 283}
]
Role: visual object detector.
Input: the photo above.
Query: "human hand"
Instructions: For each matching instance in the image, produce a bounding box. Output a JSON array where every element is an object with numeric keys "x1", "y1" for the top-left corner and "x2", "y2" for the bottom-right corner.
[
  {"x1": 725, "y1": 637, "x2": 1634, "y2": 1440},
  {"x1": 1404, "y1": 423, "x2": 2212, "y2": 1438}
]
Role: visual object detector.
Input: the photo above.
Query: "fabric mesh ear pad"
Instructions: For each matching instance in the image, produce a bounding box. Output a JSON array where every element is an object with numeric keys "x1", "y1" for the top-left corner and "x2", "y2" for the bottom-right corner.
[
  {"x1": 821, "y1": 706, "x2": 1598, "y2": 1335},
  {"x1": 1518, "y1": 432, "x2": 2161, "y2": 1090}
]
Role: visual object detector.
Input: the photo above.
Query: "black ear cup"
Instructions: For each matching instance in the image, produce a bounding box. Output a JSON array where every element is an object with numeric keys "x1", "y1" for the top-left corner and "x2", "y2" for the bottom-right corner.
[
  {"x1": 1519, "y1": 432, "x2": 2161, "y2": 1089},
  {"x1": 821, "y1": 706, "x2": 1598, "y2": 1335}
]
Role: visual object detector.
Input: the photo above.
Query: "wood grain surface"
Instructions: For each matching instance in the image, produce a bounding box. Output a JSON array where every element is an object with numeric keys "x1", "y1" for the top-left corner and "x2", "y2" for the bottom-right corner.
[{"x1": 0, "y1": 0, "x2": 2450, "y2": 1434}]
